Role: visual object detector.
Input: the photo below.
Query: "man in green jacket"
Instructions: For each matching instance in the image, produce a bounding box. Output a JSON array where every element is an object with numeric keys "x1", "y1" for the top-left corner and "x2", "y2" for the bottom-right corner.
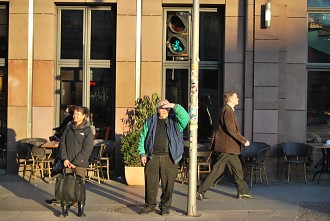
[{"x1": 138, "y1": 99, "x2": 189, "y2": 216}]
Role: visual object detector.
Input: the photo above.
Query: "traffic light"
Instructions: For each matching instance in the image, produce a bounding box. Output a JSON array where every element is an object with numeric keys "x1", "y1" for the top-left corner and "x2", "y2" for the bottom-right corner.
[{"x1": 166, "y1": 11, "x2": 189, "y2": 60}]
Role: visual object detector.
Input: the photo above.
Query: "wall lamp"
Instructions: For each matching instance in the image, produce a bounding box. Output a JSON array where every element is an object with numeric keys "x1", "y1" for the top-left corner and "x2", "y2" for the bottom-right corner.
[{"x1": 265, "y1": 3, "x2": 271, "y2": 28}]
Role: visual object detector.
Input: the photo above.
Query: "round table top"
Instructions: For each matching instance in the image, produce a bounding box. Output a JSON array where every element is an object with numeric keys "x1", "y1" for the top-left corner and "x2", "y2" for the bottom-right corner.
[{"x1": 41, "y1": 140, "x2": 59, "y2": 148}]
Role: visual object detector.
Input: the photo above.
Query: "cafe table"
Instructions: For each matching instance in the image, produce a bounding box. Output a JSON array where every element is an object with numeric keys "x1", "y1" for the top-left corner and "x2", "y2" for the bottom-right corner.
[
  {"x1": 308, "y1": 143, "x2": 330, "y2": 183},
  {"x1": 41, "y1": 140, "x2": 59, "y2": 156}
]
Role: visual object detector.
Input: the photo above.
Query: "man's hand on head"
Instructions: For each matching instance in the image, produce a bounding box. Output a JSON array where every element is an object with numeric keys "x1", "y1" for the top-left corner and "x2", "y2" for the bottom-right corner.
[{"x1": 161, "y1": 103, "x2": 175, "y2": 109}]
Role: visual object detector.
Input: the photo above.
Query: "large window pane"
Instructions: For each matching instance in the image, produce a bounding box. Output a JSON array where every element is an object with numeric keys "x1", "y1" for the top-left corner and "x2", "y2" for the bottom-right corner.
[
  {"x1": 61, "y1": 10, "x2": 83, "y2": 59},
  {"x1": 0, "y1": 67, "x2": 7, "y2": 131},
  {"x1": 165, "y1": 69, "x2": 189, "y2": 139},
  {"x1": 307, "y1": 71, "x2": 330, "y2": 141},
  {"x1": 0, "y1": 6, "x2": 8, "y2": 58},
  {"x1": 199, "y1": 12, "x2": 219, "y2": 61},
  {"x1": 90, "y1": 68, "x2": 114, "y2": 139},
  {"x1": 165, "y1": 69, "x2": 189, "y2": 111},
  {"x1": 198, "y1": 69, "x2": 219, "y2": 140},
  {"x1": 308, "y1": 13, "x2": 330, "y2": 63},
  {"x1": 0, "y1": 4, "x2": 7, "y2": 169},
  {"x1": 60, "y1": 67, "x2": 83, "y2": 121},
  {"x1": 90, "y1": 10, "x2": 115, "y2": 60},
  {"x1": 308, "y1": 0, "x2": 330, "y2": 7}
]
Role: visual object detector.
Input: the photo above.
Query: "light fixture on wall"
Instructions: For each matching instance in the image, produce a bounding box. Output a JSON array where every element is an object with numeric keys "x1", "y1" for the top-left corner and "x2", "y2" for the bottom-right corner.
[{"x1": 265, "y1": 3, "x2": 271, "y2": 28}]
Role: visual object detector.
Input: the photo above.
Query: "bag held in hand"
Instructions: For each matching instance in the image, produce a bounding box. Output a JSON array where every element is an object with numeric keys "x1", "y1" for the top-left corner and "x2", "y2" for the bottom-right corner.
[{"x1": 55, "y1": 170, "x2": 76, "y2": 203}]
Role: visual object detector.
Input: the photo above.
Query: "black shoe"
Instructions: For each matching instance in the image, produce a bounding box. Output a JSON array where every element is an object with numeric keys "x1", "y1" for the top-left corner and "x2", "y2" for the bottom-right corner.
[
  {"x1": 45, "y1": 199, "x2": 54, "y2": 204},
  {"x1": 77, "y1": 202, "x2": 86, "y2": 217},
  {"x1": 161, "y1": 209, "x2": 170, "y2": 216},
  {"x1": 196, "y1": 192, "x2": 208, "y2": 201},
  {"x1": 140, "y1": 206, "x2": 155, "y2": 215},
  {"x1": 237, "y1": 193, "x2": 253, "y2": 199},
  {"x1": 59, "y1": 203, "x2": 69, "y2": 218}
]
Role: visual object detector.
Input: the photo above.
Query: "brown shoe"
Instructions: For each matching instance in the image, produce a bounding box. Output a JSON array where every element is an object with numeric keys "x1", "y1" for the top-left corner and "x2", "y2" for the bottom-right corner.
[{"x1": 237, "y1": 194, "x2": 253, "y2": 199}]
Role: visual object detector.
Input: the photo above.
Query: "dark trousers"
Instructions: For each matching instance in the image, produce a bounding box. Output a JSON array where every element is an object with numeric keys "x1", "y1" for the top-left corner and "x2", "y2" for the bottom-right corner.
[
  {"x1": 144, "y1": 154, "x2": 178, "y2": 209},
  {"x1": 198, "y1": 153, "x2": 249, "y2": 195}
]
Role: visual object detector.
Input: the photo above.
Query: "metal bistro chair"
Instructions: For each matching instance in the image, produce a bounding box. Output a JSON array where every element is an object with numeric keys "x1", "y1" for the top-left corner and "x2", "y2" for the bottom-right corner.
[
  {"x1": 27, "y1": 138, "x2": 53, "y2": 182},
  {"x1": 178, "y1": 145, "x2": 189, "y2": 184},
  {"x1": 16, "y1": 140, "x2": 33, "y2": 178},
  {"x1": 241, "y1": 142, "x2": 271, "y2": 187},
  {"x1": 281, "y1": 142, "x2": 310, "y2": 184},
  {"x1": 17, "y1": 138, "x2": 48, "y2": 179},
  {"x1": 197, "y1": 150, "x2": 212, "y2": 182},
  {"x1": 178, "y1": 142, "x2": 212, "y2": 184},
  {"x1": 87, "y1": 143, "x2": 106, "y2": 185},
  {"x1": 99, "y1": 140, "x2": 115, "y2": 181}
]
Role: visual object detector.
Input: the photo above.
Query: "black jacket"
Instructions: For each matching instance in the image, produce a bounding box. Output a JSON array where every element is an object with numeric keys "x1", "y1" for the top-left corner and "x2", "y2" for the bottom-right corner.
[
  {"x1": 59, "y1": 121, "x2": 94, "y2": 168},
  {"x1": 53, "y1": 115, "x2": 73, "y2": 139}
]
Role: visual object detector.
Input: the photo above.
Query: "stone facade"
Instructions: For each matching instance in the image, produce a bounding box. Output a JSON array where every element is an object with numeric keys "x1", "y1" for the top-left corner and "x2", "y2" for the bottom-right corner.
[{"x1": 2, "y1": 0, "x2": 308, "y2": 179}]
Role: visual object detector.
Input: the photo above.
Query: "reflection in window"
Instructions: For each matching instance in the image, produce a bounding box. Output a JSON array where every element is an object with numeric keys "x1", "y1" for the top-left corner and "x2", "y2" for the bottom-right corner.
[
  {"x1": 60, "y1": 68, "x2": 83, "y2": 121},
  {"x1": 90, "y1": 68, "x2": 114, "y2": 139},
  {"x1": 198, "y1": 70, "x2": 219, "y2": 141},
  {"x1": 308, "y1": 13, "x2": 330, "y2": 63},
  {"x1": 307, "y1": 71, "x2": 330, "y2": 141}
]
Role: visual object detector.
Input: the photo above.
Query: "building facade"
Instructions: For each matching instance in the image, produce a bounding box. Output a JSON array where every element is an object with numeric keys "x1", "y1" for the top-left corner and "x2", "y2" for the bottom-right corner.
[{"x1": 0, "y1": 0, "x2": 329, "y2": 179}]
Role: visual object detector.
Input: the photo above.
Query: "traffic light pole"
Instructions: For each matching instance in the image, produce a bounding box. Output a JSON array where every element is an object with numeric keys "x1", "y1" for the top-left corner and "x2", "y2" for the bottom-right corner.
[{"x1": 187, "y1": 0, "x2": 200, "y2": 217}]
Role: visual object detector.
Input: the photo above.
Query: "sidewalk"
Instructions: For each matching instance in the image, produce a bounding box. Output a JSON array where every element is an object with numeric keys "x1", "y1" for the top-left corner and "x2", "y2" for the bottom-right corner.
[{"x1": 0, "y1": 170, "x2": 330, "y2": 221}]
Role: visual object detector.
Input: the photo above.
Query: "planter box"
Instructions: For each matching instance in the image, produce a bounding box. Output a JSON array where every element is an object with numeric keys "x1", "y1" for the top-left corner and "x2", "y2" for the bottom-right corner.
[{"x1": 124, "y1": 166, "x2": 145, "y2": 186}]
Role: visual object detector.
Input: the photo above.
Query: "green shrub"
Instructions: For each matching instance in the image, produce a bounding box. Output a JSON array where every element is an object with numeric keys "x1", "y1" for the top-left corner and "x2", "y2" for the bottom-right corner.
[{"x1": 120, "y1": 93, "x2": 160, "y2": 167}]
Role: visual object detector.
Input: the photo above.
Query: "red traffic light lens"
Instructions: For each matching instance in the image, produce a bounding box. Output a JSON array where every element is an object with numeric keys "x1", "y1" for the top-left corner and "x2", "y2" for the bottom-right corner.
[{"x1": 169, "y1": 15, "x2": 186, "y2": 33}]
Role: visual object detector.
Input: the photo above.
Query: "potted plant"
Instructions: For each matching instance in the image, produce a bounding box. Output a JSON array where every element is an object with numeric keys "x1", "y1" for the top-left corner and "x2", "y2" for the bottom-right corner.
[{"x1": 120, "y1": 93, "x2": 160, "y2": 185}]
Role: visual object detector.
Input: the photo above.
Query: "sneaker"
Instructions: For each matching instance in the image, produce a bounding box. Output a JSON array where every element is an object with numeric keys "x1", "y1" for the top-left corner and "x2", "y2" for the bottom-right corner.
[
  {"x1": 196, "y1": 192, "x2": 208, "y2": 201},
  {"x1": 140, "y1": 206, "x2": 155, "y2": 215},
  {"x1": 161, "y1": 209, "x2": 170, "y2": 216},
  {"x1": 237, "y1": 193, "x2": 253, "y2": 199}
]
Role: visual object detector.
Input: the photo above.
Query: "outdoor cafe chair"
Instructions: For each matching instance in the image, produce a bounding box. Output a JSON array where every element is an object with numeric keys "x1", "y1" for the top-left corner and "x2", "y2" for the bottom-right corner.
[
  {"x1": 100, "y1": 140, "x2": 115, "y2": 181},
  {"x1": 16, "y1": 138, "x2": 48, "y2": 179},
  {"x1": 241, "y1": 142, "x2": 271, "y2": 187},
  {"x1": 87, "y1": 143, "x2": 106, "y2": 185},
  {"x1": 197, "y1": 150, "x2": 212, "y2": 182},
  {"x1": 281, "y1": 142, "x2": 310, "y2": 184},
  {"x1": 28, "y1": 142, "x2": 54, "y2": 182}
]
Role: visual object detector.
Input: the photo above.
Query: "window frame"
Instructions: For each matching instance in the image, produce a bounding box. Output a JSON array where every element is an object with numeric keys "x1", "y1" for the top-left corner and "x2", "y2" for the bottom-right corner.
[
  {"x1": 307, "y1": 7, "x2": 330, "y2": 142},
  {"x1": 56, "y1": 6, "x2": 116, "y2": 138}
]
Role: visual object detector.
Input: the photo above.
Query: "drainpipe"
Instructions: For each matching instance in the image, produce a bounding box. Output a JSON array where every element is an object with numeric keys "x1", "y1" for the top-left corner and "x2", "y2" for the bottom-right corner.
[
  {"x1": 27, "y1": 0, "x2": 34, "y2": 137},
  {"x1": 135, "y1": 0, "x2": 142, "y2": 99}
]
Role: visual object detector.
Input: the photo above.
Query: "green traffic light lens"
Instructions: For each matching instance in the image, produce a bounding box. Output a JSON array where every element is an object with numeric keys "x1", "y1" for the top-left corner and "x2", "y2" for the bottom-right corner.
[{"x1": 168, "y1": 37, "x2": 185, "y2": 53}]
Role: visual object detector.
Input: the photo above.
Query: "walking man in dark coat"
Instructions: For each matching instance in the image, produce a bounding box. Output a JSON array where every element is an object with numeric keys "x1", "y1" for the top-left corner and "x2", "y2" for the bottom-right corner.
[{"x1": 197, "y1": 90, "x2": 252, "y2": 200}]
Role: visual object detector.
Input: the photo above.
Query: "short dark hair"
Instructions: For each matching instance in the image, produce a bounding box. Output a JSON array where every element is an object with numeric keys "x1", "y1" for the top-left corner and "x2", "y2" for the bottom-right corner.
[{"x1": 67, "y1": 105, "x2": 76, "y2": 115}]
